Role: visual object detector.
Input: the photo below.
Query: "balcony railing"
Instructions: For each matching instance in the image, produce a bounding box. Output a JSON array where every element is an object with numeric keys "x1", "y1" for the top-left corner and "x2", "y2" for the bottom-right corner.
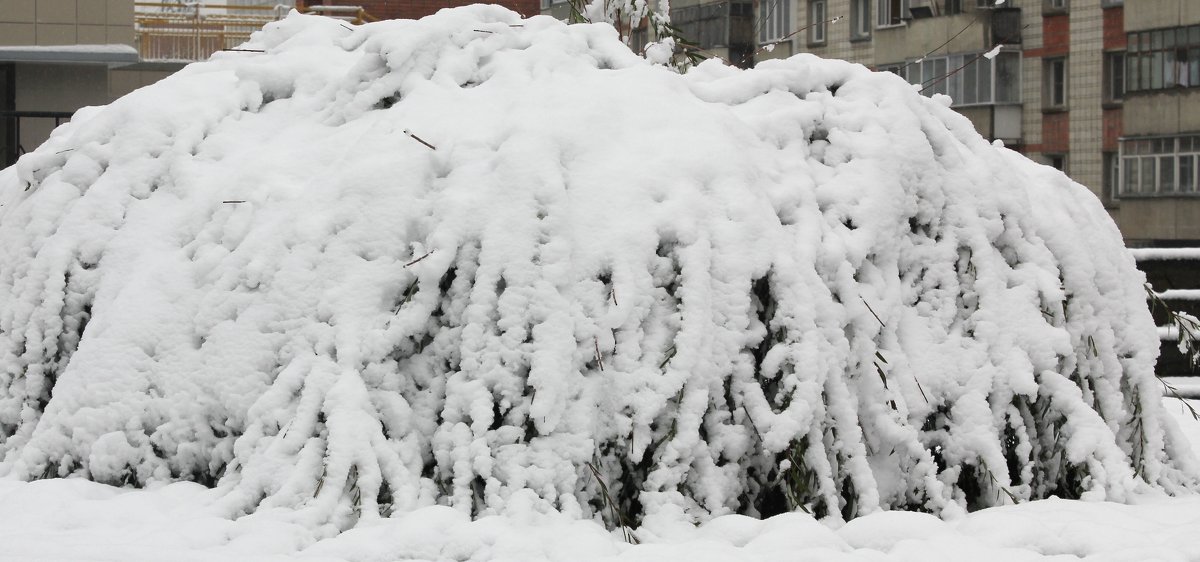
[{"x1": 134, "y1": 2, "x2": 376, "y2": 62}]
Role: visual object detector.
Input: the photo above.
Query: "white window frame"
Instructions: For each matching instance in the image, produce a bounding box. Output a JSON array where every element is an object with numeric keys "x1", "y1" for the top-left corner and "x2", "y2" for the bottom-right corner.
[
  {"x1": 760, "y1": 0, "x2": 793, "y2": 43},
  {"x1": 877, "y1": 0, "x2": 908, "y2": 28},
  {"x1": 902, "y1": 51, "x2": 1021, "y2": 107},
  {"x1": 809, "y1": 0, "x2": 827, "y2": 44},
  {"x1": 1119, "y1": 135, "x2": 1200, "y2": 196},
  {"x1": 851, "y1": 0, "x2": 871, "y2": 38},
  {"x1": 1103, "y1": 51, "x2": 1125, "y2": 102},
  {"x1": 1044, "y1": 56, "x2": 1067, "y2": 108}
]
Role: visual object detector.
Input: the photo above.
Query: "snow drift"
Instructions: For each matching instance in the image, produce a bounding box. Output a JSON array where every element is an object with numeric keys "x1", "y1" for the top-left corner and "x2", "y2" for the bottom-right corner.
[{"x1": 0, "y1": 6, "x2": 1195, "y2": 533}]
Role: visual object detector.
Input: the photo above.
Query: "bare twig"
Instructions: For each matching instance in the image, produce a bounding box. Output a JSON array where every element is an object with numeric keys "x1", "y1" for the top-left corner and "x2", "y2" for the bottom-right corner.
[
  {"x1": 222, "y1": 48, "x2": 265, "y2": 53},
  {"x1": 403, "y1": 129, "x2": 437, "y2": 151},
  {"x1": 862, "y1": 298, "x2": 885, "y2": 327},
  {"x1": 594, "y1": 337, "x2": 605, "y2": 371},
  {"x1": 404, "y1": 251, "x2": 434, "y2": 267},
  {"x1": 222, "y1": 200, "x2": 245, "y2": 204},
  {"x1": 585, "y1": 461, "x2": 638, "y2": 544}
]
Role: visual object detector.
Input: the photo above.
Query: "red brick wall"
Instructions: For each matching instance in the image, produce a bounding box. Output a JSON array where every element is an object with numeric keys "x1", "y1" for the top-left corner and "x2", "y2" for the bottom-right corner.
[
  {"x1": 1041, "y1": 112, "x2": 1069, "y2": 154},
  {"x1": 302, "y1": 0, "x2": 540, "y2": 21},
  {"x1": 1103, "y1": 108, "x2": 1121, "y2": 152},
  {"x1": 1026, "y1": 14, "x2": 1070, "y2": 59},
  {"x1": 1102, "y1": 6, "x2": 1125, "y2": 50}
]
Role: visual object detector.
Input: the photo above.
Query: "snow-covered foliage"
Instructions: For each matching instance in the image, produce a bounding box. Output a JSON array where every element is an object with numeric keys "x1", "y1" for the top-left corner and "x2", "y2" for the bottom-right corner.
[{"x1": 0, "y1": 6, "x2": 1195, "y2": 534}]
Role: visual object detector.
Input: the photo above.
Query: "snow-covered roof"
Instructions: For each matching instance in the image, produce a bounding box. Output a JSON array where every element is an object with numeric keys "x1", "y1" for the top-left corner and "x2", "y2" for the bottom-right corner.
[{"x1": 0, "y1": 44, "x2": 139, "y2": 65}]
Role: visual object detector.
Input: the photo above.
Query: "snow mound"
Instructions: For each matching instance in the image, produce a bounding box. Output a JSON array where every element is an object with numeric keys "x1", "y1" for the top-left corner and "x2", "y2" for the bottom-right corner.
[{"x1": 0, "y1": 5, "x2": 1195, "y2": 533}]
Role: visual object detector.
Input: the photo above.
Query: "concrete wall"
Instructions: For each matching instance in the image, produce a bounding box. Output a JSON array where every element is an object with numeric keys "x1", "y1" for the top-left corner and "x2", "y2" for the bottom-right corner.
[
  {"x1": 0, "y1": 0, "x2": 134, "y2": 46},
  {"x1": 108, "y1": 68, "x2": 176, "y2": 99},
  {"x1": 874, "y1": 12, "x2": 987, "y2": 63},
  {"x1": 791, "y1": 0, "x2": 874, "y2": 66},
  {"x1": 1122, "y1": 90, "x2": 1200, "y2": 137},
  {"x1": 1124, "y1": 0, "x2": 1200, "y2": 32},
  {"x1": 13, "y1": 62, "x2": 108, "y2": 151},
  {"x1": 1120, "y1": 198, "x2": 1200, "y2": 242}
]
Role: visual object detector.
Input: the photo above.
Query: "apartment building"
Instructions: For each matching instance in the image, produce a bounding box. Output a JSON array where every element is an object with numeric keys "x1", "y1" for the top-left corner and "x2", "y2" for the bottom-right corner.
[
  {"x1": 754, "y1": 0, "x2": 1200, "y2": 246},
  {"x1": 1118, "y1": 0, "x2": 1200, "y2": 244}
]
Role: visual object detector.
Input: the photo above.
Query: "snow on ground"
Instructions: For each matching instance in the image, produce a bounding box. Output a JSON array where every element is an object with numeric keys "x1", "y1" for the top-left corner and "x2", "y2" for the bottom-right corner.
[{"x1": 1, "y1": 397, "x2": 1197, "y2": 561}]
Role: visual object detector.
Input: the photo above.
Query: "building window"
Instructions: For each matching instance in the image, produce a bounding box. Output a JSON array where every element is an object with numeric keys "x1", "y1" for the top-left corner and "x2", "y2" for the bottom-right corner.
[
  {"x1": 1103, "y1": 152, "x2": 1119, "y2": 204},
  {"x1": 851, "y1": 0, "x2": 871, "y2": 39},
  {"x1": 760, "y1": 0, "x2": 792, "y2": 43},
  {"x1": 944, "y1": 0, "x2": 963, "y2": 15},
  {"x1": 900, "y1": 51, "x2": 1020, "y2": 106},
  {"x1": 1103, "y1": 51, "x2": 1125, "y2": 102},
  {"x1": 877, "y1": 63, "x2": 904, "y2": 76},
  {"x1": 1125, "y1": 25, "x2": 1200, "y2": 93},
  {"x1": 1044, "y1": 0, "x2": 1067, "y2": 11},
  {"x1": 877, "y1": 0, "x2": 907, "y2": 27},
  {"x1": 1044, "y1": 57, "x2": 1067, "y2": 108},
  {"x1": 1, "y1": 63, "x2": 14, "y2": 168},
  {"x1": 1047, "y1": 154, "x2": 1067, "y2": 172},
  {"x1": 809, "y1": 0, "x2": 827, "y2": 44},
  {"x1": 1120, "y1": 135, "x2": 1200, "y2": 196}
]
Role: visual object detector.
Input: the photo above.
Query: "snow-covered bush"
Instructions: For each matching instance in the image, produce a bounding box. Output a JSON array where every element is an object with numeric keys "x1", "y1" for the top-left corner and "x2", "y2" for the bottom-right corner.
[{"x1": 0, "y1": 6, "x2": 1195, "y2": 534}]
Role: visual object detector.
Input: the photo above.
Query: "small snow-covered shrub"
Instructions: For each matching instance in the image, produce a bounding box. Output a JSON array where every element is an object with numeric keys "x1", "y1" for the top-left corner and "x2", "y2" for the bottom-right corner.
[{"x1": 0, "y1": 6, "x2": 1195, "y2": 533}]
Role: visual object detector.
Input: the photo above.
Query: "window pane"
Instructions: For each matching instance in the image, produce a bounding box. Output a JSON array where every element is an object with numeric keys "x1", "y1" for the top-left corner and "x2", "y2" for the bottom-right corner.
[
  {"x1": 1165, "y1": 49, "x2": 1177, "y2": 87},
  {"x1": 1124, "y1": 157, "x2": 1138, "y2": 193},
  {"x1": 1053, "y1": 59, "x2": 1066, "y2": 105},
  {"x1": 977, "y1": 55, "x2": 992, "y2": 103},
  {"x1": 934, "y1": 58, "x2": 948, "y2": 95},
  {"x1": 996, "y1": 53, "x2": 1018, "y2": 102},
  {"x1": 1142, "y1": 53, "x2": 1152, "y2": 90},
  {"x1": 1161, "y1": 156, "x2": 1176, "y2": 192},
  {"x1": 1189, "y1": 48, "x2": 1200, "y2": 87},
  {"x1": 1152, "y1": 52, "x2": 1164, "y2": 89},
  {"x1": 1181, "y1": 155, "x2": 1196, "y2": 193},
  {"x1": 1142, "y1": 156, "x2": 1157, "y2": 192},
  {"x1": 1114, "y1": 53, "x2": 1125, "y2": 98},
  {"x1": 963, "y1": 56, "x2": 978, "y2": 104},
  {"x1": 1127, "y1": 52, "x2": 1139, "y2": 91}
]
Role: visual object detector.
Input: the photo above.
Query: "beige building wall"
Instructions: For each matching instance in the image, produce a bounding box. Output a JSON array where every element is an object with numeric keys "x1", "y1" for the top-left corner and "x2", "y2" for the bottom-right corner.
[
  {"x1": 1068, "y1": 0, "x2": 1104, "y2": 198},
  {"x1": 768, "y1": 0, "x2": 873, "y2": 65},
  {"x1": 0, "y1": 0, "x2": 134, "y2": 46},
  {"x1": 1018, "y1": 0, "x2": 1044, "y2": 156}
]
